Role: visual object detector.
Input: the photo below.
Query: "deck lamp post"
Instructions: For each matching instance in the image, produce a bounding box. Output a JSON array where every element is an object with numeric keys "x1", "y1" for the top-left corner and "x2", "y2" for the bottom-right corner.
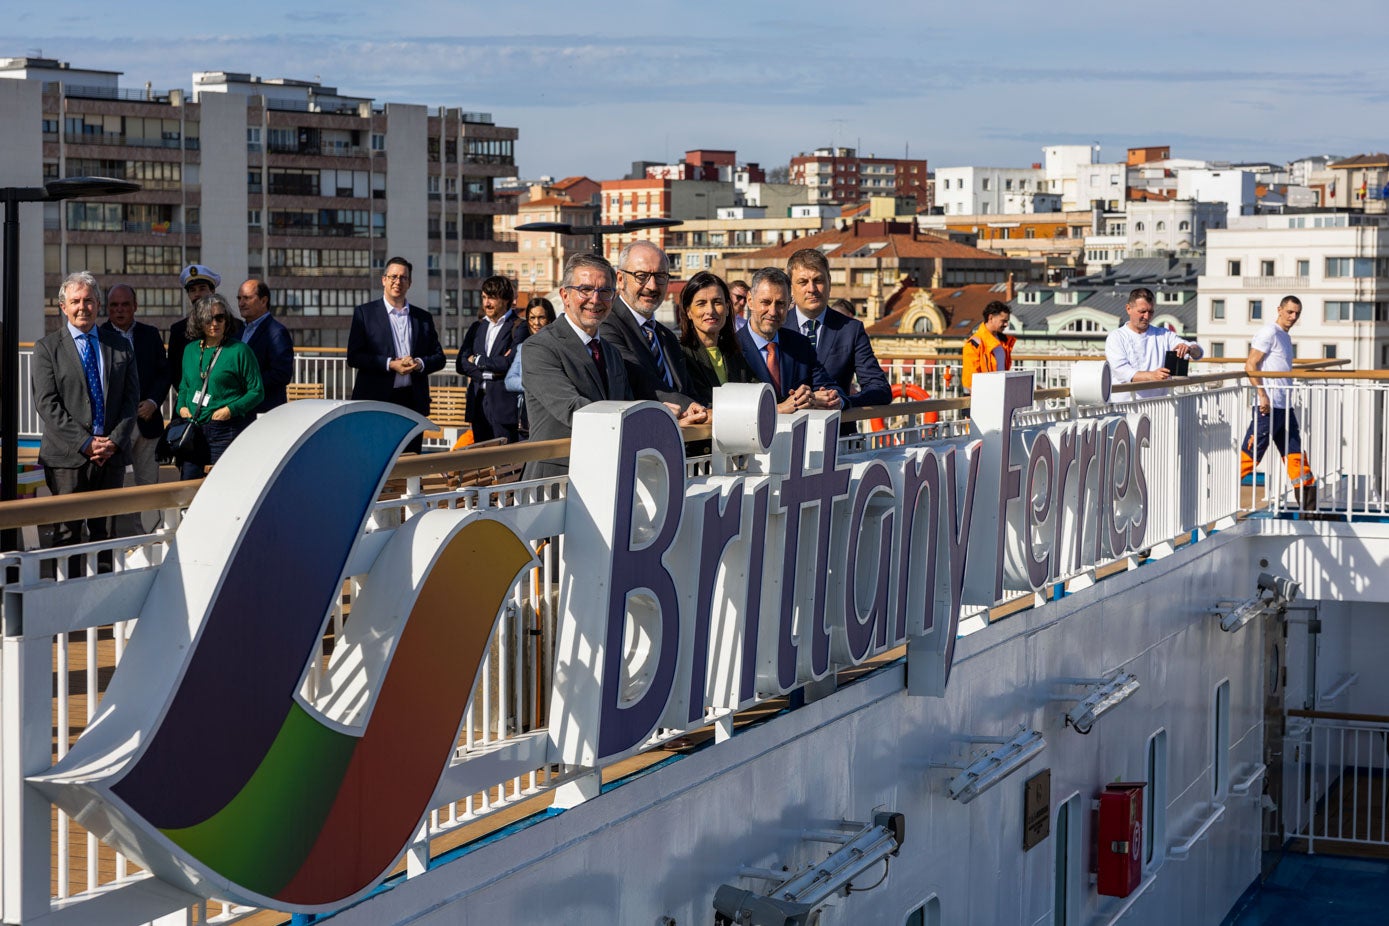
[
  {"x1": 2, "y1": 177, "x2": 141, "y2": 551},
  {"x1": 514, "y1": 216, "x2": 682, "y2": 258}
]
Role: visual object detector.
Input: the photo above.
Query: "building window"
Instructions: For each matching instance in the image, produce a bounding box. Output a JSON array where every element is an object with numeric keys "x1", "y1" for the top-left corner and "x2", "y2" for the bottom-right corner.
[
  {"x1": 246, "y1": 127, "x2": 261, "y2": 150},
  {"x1": 1325, "y1": 301, "x2": 1375, "y2": 321},
  {"x1": 1134, "y1": 222, "x2": 1145, "y2": 232},
  {"x1": 1179, "y1": 220, "x2": 1190, "y2": 231},
  {"x1": 1054, "y1": 793, "x2": 1082, "y2": 926},
  {"x1": 1212, "y1": 299, "x2": 1225, "y2": 320},
  {"x1": 1156, "y1": 221, "x2": 1166, "y2": 232},
  {"x1": 905, "y1": 896, "x2": 941, "y2": 926},
  {"x1": 1249, "y1": 299, "x2": 1262, "y2": 321},
  {"x1": 248, "y1": 210, "x2": 261, "y2": 227},
  {"x1": 1261, "y1": 260, "x2": 1276, "y2": 277},
  {"x1": 1212, "y1": 342, "x2": 1225, "y2": 358},
  {"x1": 370, "y1": 133, "x2": 386, "y2": 151},
  {"x1": 1212, "y1": 680, "x2": 1232, "y2": 801},
  {"x1": 1325, "y1": 257, "x2": 1374, "y2": 277},
  {"x1": 982, "y1": 178, "x2": 991, "y2": 191},
  {"x1": 1324, "y1": 344, "x2": 1338, "y2": 359},
  {"x1": 1227, "y1": 259, "x2": 1242, "y2": 276},
  {"x1": 1145, "y1": 730, "x2": 1168, "y2": 870},
  {"x1": 1297, "y1": 259, "x2": 1310, "y2": 277}
]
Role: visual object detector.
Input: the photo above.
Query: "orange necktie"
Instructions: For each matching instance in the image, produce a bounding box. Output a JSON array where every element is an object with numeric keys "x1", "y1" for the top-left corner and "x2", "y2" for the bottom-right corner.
[{"x1": 765, "y1": 341, "x2": 783, "y2": 397}]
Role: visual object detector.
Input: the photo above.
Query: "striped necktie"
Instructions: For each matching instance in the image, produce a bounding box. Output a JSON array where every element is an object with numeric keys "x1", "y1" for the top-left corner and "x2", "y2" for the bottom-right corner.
[
  {"x1": 804, "y1": 318, "x2": 819, "y2": 348},
  {"x1": 642, "y1": 320, "x2": 674, "y2": 389}
]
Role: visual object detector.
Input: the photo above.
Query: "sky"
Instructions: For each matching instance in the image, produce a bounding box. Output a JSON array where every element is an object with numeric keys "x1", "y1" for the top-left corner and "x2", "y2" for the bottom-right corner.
[{"x1": 9, "y1": 1, "x2": 1388, "y2": 181}]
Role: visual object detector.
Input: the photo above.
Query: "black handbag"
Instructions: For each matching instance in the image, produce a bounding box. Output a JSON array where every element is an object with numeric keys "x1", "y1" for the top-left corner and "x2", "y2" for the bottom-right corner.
[{"x1": 158, "y1": 417, "x2": 208, "y2": 466}]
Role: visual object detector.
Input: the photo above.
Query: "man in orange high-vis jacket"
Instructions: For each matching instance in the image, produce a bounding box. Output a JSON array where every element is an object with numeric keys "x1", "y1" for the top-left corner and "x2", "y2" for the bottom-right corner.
[{"x1": 962, "y1": 300, "x2": 1016, "y2": 394}]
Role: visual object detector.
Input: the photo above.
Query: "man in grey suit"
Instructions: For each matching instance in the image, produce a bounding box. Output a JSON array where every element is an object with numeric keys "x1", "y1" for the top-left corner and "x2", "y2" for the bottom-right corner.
[
  {"x1": 32, "y1": 271, "x2": 139, "y2": 556},
  {"x1": 520, "y1": 254, "x2": 633, "y2": 479},
  {"x1": 600, "y1": 240, "x2": 707, "y2": 423}
]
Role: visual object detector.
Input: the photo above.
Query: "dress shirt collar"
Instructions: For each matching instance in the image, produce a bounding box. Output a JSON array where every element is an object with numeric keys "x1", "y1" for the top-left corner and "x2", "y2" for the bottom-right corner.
[
  {"x1": 623, "y1": 301, "x2": 656, "y2": 331},
  {"x1": 793, "y1": 306, "x2": 825, "y2": 331},
  {"x1": 484, "y1": 309, "x2": 514, "y2": 330},
  {"x1": 242, "y1": 313, "x2": 269, "y2": 342},
  {"x1": 562, "y1": 312, "x2": 598, "y2": 345},
  {"x1": 66, "y1": 321, "x2": 98, "y2": 343},
  {"x1": 383, "y1": 293, "x2": 409, "y2": 313},
  {"x1": 745, "y1": 326, "x2": 778, "y2": 351}
]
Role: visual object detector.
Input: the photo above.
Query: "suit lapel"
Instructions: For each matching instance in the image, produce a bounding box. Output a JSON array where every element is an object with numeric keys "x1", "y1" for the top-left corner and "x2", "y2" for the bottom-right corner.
[{"x1": 559, "y1": 322, "x2": 604, "y2": 396}]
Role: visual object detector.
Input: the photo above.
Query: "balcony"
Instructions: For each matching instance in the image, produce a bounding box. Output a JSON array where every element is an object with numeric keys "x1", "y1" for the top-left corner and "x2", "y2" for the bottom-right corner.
[
  {"x1": 1242, "y1": 276, "x2": 1310, "y2": 289},
  {"x1": 63, "y1": 132, "x2": 197, "y2": 151}
]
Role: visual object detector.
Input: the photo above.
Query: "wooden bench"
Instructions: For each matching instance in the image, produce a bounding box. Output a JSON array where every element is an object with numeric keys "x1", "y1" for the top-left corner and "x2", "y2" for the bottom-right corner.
[
  {"x1": 287, "y1": 383, "x2": 326, "y2": 401},
  {"x1": 424, "y1": 385, "x2": 470, "y2": 448}
]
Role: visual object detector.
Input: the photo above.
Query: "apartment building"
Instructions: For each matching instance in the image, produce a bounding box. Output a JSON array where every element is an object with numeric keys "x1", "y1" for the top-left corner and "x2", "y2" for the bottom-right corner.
[
  {"x1": 494, "y1": 191, "x2": 598, "y2": 293},
  {"x1": 662, "y1": 204, "x2": 841, "y2": 278},
  {"x1": 788, "y1": 147, "x2": 929, "y2": 205},
  {"x1": 933, "y1": 166, "x2": 1049, "y2": 216},
  {"x1": 1198, "y1": 212, "x2": 1389, "y2": 368},
  {"x1": 598, "y1": 178, "x2": 739, "y2": 261},
  {"x1": 0, "y1": 57, "x2": 517, "y2": 348}
]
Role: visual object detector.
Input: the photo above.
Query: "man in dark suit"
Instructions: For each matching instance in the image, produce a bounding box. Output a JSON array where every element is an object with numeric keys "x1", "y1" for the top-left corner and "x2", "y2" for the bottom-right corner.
[
  {"x1": 32, "y1": 272, "x2": 139, "y2": 557},
  {"x1": 456, "y1": 275, "x2": 527, "y2": 443},
  {"x1": 735, "y1": 267, "x2": 843, "y2": 415},
  {"x1": 784, "y1": 248, "x2": 891, "y2": 415},
  {"x1": 520, "y1": 254, "x2": 635, "y2": 480},
  {"x1": 600, "y1": 241, "x2": 707, "y2": 423},
  {"x1": 346, "y1": 256, "x2": 445, "y2": 454},
  {"x1": 168, "y1": 264, "x2": 242, "y2": 401},
  {"x1": 101, "y1": 283, "x2": 169, "y2": 535},
  {"x1": 237, "y1": 278, "x2": 295, "y2": 416}
]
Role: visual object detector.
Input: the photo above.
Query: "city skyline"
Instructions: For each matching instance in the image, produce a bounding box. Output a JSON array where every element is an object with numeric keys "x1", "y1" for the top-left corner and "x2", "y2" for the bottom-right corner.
[{"x1": 9, "y1": 1, "x2": 1387, "y2": 181}]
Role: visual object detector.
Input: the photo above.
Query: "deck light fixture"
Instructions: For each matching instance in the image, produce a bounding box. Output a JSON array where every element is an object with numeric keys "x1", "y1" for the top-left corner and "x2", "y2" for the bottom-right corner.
[
  {"x1": 2, "y1": 177, "x2": 141, "y2": 553},
  {"x1": 713, "y1": 812, "x2": 905, "y2": 925},
  {"x1": 1214, "y1": 571, "x2": 1300, "y2": 633},
  {"x1": 1055, "y1": 673, "x2": 1140, "y2": 734},
  {"x1": 514, "y1": 217, "x2": 682, "y2": 256},
  {"x1": 938, "y1": 727, "x2": 1046, "y2": 804}
]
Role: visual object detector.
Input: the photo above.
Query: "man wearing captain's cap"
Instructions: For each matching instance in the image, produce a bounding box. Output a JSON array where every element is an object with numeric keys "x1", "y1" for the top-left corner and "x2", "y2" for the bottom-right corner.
[{"x1": 166, "y1": 264, "x2": 243, "y2": 401}]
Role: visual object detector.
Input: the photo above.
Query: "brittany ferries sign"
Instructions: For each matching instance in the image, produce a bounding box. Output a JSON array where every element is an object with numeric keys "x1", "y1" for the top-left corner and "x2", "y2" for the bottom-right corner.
[{"x1": 30, "y1": 369, "x2": 1148, "y2": 911}]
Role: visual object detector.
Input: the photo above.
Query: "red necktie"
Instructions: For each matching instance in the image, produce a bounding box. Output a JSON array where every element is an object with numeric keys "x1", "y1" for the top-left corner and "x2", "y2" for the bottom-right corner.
[
  {"x1": 587, "y1": 338, "x2": 608, "y2": 393},
  {"x1": 765, "y1": 341, "x2": 783, "y2": 397}
]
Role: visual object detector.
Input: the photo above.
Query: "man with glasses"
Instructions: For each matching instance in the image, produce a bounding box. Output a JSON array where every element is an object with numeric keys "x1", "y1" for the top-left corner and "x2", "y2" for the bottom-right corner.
[
  {"x1": 237, "y1": 278, "x2": 295, "y2": 418},
  {"x1": 520, "y1": 254, "x2": 633, "y2": 479},
  {"x1": 729, "y1": 279, "x2": 751, "y2": 331},
  {"x1": 347, "y1": 256, "x2": 445, "y2": 453},
  {"x1": 600, "y1": 241, "x2": 708, "y2": 423}
]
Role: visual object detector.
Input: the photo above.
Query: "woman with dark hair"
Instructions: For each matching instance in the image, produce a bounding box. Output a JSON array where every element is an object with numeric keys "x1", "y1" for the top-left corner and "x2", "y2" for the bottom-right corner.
[
  {"x1": 175, "y1": 294, "x2": 264, "y2": 479},
  {"x1": 678, "y1": 271, "x2": 754, "y2": 406},
  {"x1": 505, "y1": 297, "x2": 557, "y2": 436}
]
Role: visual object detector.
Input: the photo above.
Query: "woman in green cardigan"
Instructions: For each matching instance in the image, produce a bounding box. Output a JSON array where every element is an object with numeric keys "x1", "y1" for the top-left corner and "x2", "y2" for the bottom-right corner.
[{"x1": 176, "y1": 294, "x2": 264, "y2": 479}]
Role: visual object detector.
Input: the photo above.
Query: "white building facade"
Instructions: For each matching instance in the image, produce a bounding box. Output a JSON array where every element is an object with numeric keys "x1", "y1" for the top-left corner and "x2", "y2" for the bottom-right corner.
[
  {"x1": 1198, "y1": 213, "x2": 1389, "y2": 368},
  {"x1": 935, "y1": 166, "x2": 1046, "y2": 216}
]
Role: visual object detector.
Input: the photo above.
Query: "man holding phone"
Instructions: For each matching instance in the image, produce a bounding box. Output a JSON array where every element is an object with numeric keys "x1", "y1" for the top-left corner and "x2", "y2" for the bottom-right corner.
[{"x1": 1104, "y1": 287, "x2": 1203, "y2": 402}]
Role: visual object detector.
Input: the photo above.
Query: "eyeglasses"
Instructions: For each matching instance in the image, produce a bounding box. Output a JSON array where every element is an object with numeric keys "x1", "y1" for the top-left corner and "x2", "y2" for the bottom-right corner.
[
  {"x1": 565, "y1": 285, "x2": 616, "y2": 301},
  {"x1": 623, "y1": 270, "x2": 670, "y2": 287},
  {"x1": 383, "y1": 274, "x2": 411, "y2": 283}
]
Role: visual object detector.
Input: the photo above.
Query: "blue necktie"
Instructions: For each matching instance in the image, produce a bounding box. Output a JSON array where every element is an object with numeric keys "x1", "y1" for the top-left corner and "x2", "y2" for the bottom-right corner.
[
  {"x1": 804, "y1": 318, "x2": 819, "y2": 348},
  {"x1": 79, "y1": 332, "x2": 105, "y2": 436},
  {"x1": 642, "y1": 321, "x2": 674, "y2": 389}
]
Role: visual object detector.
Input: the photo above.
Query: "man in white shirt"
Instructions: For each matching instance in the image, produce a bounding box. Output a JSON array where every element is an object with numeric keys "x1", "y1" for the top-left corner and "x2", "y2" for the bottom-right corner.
[
  {"x1": 1104, "y1": 287, "x2": 1203, "y2": 402},
  {"x1": 1241, "y1": 295, "x2": 1315, "y2": 507},
  {"x1": 456, "y1": 275, "x2": 527, "y2": 443}
]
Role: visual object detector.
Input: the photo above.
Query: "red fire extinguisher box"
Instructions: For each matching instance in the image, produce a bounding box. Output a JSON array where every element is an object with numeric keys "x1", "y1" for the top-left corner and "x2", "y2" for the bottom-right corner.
[{"x1": 1094, "y1": 782, "x2": 1145, "y2": 897}]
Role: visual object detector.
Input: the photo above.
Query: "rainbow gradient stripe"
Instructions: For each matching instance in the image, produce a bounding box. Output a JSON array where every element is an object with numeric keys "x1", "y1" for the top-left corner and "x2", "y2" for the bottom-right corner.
[{"x1": 33, "y1": 403, "x2": 535, "y2": 910}]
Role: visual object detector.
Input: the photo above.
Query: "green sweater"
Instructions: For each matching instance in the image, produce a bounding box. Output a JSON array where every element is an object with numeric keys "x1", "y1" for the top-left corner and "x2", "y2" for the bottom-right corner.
[{"x1": 177, "y1": 339, "x2": 265, "y2": 422}]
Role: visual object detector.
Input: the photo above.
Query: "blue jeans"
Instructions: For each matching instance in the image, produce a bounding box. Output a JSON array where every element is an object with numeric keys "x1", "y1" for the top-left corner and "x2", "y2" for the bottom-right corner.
[{"x1": 180, "y1": 417, "x2": 249, "y2": 480}]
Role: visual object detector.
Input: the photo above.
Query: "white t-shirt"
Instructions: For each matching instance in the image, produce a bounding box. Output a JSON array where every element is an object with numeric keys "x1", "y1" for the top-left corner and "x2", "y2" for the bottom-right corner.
[
  {"x1": 1250, "y1": 322, "x2": 1295, "y2": 408},
  {"x1": 1104, "y1": 325, "x2": 1199, "y2": 402}
]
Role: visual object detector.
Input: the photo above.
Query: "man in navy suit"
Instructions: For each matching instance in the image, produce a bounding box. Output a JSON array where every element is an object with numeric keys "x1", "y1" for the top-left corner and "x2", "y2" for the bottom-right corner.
[
  {"x1": 33, "y1": 272, "x2": 139, "y2": 555},
  {"x1": 456, "y1": 275, "x2": 527, "y2": 443},
  {"x1": 237, "y1": 278, "x2": 295, "y2": 417},
  {"x1": 101, "y1": 283, "x2": 169, "y2": 535},
  {"x1": 347, "y1": 256, "x2": 445, "y2": 454},
  {"x1": 784, "y1": 248, "x2": 891, "y2": 416},
  {"x1": 735, "y1": 267, "x2": 843, "y2": 415}
]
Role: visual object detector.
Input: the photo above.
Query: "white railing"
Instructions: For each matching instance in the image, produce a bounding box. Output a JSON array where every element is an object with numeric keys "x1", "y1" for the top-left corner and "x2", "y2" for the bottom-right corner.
[
  {"x1": 3, "y1": 370, "x2": 1385, "y2": 926},
  {"x1": 1238, "y1": 378, "x2": 1388, "y2": 520},
  {"x1": 1288, "y1": 715, "x2": 1389, "y2": 854}
]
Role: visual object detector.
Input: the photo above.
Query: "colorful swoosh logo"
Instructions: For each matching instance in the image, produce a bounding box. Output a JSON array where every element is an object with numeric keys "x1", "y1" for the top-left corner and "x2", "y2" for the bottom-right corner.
[{"x1": 30, "y1": 402, "x2": 535, "y2": 909}]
